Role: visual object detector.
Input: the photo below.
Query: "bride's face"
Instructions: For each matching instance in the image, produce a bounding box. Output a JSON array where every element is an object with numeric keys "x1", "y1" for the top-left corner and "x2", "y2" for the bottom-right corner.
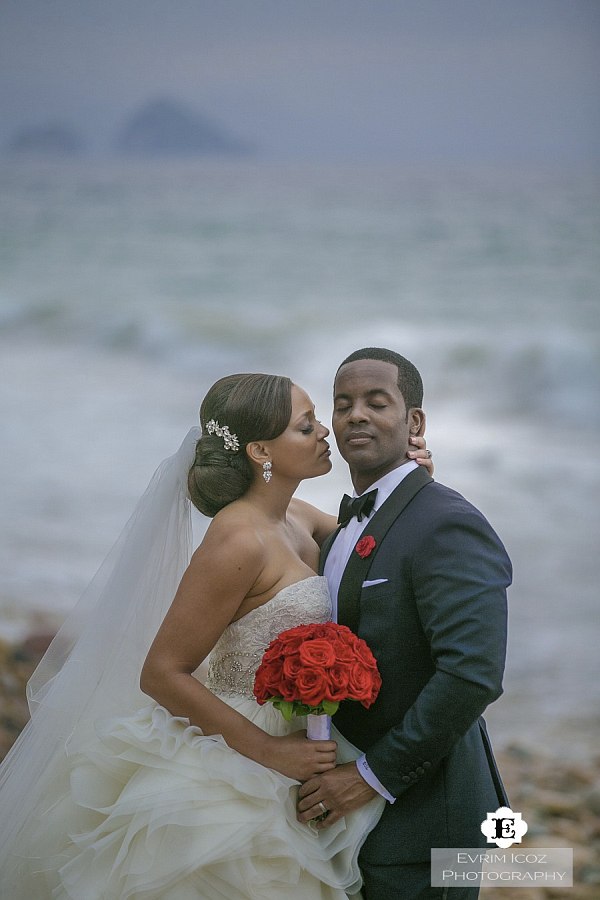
[{"x1": 266, "y1": 385, "x2": 331, "y2": 481}]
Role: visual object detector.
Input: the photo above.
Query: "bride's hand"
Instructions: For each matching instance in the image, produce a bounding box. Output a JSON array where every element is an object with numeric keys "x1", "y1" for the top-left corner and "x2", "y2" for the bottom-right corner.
[
  {"x1": 266, "y1": 731, "x2": 337, "y2": 782},
  {"x1": 408, "y1": 435, "x2": 434, "y2": 475}
]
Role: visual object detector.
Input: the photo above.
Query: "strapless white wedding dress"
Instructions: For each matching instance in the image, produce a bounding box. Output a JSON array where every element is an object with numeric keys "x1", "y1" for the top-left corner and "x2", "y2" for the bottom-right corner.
[{"x1": 14, "y1": 575, "x2": 384, "y2": 899}]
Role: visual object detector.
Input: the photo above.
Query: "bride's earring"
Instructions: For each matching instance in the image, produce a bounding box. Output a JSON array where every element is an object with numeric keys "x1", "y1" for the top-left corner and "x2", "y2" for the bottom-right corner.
[{"x1": 262, "y1": 460, "x2": 272, "y2": 483}]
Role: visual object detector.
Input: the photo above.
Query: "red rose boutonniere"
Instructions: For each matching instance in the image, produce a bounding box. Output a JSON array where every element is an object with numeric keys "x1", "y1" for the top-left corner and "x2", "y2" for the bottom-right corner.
[{"x1": 355, "y1": 535, "x2": 376, "y2": 558}]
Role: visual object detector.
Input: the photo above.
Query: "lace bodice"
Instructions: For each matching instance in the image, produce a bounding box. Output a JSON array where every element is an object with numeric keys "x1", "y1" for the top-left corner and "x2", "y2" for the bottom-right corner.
[{"x1": 205, "y1": 575, "x2": 332, "y2": 698}]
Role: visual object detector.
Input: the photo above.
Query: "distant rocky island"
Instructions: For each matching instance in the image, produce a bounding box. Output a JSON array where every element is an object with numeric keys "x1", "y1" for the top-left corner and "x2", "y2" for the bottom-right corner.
[
  {"x1": 5, "y1": 99, "x2": 254, "y2": 159},
  {"x1": 6, "y1": 123, "x2": 85, "y2": 157},
  {"x1": 115, "y1": 98, "x2": 253, "y2": 157}
]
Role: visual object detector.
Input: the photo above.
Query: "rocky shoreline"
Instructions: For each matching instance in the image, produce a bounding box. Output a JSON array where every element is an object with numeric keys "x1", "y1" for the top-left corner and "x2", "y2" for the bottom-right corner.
[{"x1": 1, "y1": 634, "x2": 598, "y2": 898}]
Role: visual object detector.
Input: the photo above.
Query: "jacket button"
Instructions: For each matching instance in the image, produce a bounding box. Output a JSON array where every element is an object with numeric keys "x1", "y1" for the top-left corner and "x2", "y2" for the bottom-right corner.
[
  {"x1": 416, "y1": 767, "x2": 425, "y2": 775},
  {"x1": 401, "y1": 775, "x2": 411, "y2": 783},
  {"x1": 423, "y1": 761, "x2": 432, "y2": 769}
]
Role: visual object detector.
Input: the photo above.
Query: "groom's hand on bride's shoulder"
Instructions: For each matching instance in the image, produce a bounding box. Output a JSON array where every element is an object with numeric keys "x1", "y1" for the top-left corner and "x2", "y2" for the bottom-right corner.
[{"x1": 296, "y1": 762, "x2": 378, "y2": 829}]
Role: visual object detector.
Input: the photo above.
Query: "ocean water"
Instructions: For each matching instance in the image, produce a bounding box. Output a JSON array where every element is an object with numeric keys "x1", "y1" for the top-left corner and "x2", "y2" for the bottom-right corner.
[{"x1": 1, "y1": 159, "x2": 599, "y2": 758}]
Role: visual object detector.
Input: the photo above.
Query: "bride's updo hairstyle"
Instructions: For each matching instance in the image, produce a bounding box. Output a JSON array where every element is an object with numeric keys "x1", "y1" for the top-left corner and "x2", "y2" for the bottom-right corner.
[{"x1": 188, "y1": 373, "x2": 293, "y2": 517}]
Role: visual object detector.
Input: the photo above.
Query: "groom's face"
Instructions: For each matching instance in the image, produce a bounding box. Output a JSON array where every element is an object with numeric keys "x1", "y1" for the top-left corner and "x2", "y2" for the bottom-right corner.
[{"x1": 332, "y1": 359, "x2": 420, "y2": 492}]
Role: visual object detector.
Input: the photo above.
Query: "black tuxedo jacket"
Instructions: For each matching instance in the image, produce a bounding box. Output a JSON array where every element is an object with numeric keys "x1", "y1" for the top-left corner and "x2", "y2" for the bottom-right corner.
[{"x1": 321, "y1": 467, "x2": 512, "y2": 865}]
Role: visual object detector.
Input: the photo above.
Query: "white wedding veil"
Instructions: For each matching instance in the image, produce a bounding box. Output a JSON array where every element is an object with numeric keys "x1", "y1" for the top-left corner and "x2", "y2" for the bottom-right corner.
[{"x1": 0, "y1": 427, "x2": 201, "y2": 871}]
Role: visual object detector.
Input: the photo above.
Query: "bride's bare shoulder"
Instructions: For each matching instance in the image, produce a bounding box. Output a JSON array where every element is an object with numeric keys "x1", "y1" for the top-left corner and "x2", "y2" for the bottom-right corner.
[
  {"x1": 289, "y1": 498, "x2": 337, "y2": 547},
  {"x1": 195, "y1": 502, "x2": 267, "y2": 563}
]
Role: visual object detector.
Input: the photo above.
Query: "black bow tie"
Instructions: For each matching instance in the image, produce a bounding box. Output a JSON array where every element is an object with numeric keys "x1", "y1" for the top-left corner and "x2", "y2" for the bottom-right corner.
[{"x1": 337, "y1": 489, "x2": 378, "y2": 527}]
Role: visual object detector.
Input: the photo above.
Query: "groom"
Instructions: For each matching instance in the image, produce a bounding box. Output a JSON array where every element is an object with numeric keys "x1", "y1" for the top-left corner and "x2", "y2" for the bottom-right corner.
[{"x1": 298, "y1": 348, "x2": 512, "y2": 900}]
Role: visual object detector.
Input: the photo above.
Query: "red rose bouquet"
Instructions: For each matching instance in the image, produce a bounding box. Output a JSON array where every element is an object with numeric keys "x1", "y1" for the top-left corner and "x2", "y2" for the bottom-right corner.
[{"x1": 253, "y1": 621, "x2": 381, "y2": 739}]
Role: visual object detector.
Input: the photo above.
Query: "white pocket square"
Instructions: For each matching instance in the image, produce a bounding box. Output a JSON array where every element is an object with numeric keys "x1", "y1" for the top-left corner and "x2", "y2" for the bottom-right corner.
[{"x1": 362, "y1": 578, "x2": 389, "y2": 587}]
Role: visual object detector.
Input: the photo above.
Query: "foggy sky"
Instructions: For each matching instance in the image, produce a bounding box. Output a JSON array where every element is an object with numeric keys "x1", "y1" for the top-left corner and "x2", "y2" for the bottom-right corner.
[{"x1": 1, "y1": 0, "x2": 599, "y2": 163}]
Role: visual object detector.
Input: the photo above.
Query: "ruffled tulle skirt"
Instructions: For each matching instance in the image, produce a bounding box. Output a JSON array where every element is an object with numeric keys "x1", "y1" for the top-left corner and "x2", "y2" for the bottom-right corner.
[{"x1": 7, "y1": 696, "x2": 384, "y2": 899}]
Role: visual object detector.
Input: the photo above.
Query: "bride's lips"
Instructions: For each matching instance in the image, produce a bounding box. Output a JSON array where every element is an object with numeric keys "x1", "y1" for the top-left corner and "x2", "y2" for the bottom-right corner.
[{"x1": 319, "y1": 444, "x2": 331, "y2": 457}]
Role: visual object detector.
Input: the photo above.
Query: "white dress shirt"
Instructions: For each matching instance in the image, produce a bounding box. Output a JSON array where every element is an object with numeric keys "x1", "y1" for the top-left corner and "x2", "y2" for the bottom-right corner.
[{"x1": 324, "y1": 460, "x2": 419, "y2": 803}]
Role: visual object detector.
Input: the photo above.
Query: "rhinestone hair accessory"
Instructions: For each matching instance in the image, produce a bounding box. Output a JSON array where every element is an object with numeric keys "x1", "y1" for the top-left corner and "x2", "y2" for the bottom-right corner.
[{"x1": 205, "y1": 419, "x2": 240, "y2": 452}]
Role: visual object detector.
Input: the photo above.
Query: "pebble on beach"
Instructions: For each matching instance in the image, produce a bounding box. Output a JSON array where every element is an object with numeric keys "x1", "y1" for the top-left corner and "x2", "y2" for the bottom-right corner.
[{"x1": 1, "y1": 634, "x2": 598, "y2": 899}]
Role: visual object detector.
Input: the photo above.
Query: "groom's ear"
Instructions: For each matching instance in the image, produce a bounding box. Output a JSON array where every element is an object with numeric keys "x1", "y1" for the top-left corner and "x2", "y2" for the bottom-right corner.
[{"x1": 408, "y1": 408, "x2": 426, "y2": 437}]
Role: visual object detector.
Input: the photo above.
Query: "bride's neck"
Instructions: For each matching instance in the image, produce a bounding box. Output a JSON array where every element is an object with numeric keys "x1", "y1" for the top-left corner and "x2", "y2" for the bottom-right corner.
[{"x1": 244, "y1": 478, "x2": 299, "y2": 522}]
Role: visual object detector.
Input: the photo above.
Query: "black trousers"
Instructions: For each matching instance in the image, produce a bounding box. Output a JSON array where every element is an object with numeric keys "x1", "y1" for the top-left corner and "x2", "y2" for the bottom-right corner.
[{"x1": 360, "y1": 859, "x2": 480, "y2": 900}]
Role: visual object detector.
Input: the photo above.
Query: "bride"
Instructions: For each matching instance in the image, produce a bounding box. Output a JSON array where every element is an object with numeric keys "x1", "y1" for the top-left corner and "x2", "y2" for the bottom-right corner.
[{"x1": 0, "y1": 372, "x2": 431, "y2": 899}]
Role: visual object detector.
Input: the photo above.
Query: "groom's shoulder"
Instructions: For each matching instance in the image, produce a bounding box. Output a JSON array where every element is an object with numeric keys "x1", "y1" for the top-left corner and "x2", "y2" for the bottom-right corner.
[
  {"x1": 422, "y1": 478, "x2": 473, "y2": 507},
  {"x1": 405, "y1": 479, "x2": 507, "y2": 550},
  {"x1": 394, "y1": 477, "x2": 489, "y2": 524}
]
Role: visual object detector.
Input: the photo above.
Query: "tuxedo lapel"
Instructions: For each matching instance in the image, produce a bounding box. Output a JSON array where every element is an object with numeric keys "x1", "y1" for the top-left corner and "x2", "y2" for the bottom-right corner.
[{"x1": 337, "y1": 466, "x2": 432, "y2": 634}]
